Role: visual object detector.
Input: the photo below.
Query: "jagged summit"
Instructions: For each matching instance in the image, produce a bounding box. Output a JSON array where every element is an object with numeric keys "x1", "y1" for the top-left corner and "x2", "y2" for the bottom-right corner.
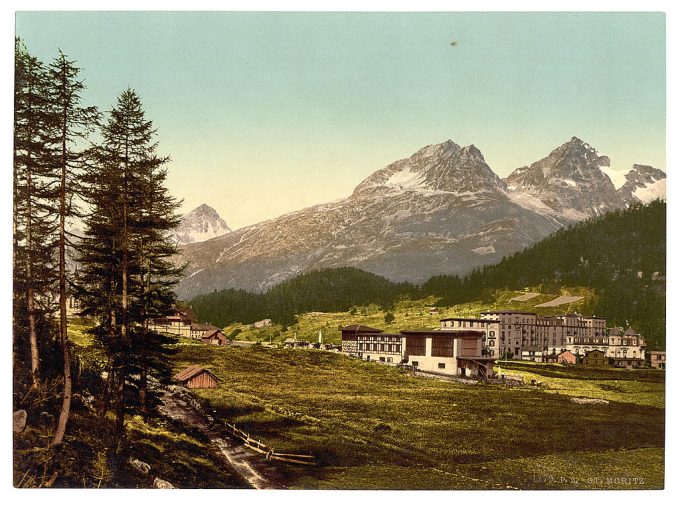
[
  {"x1": 504, "y1": 137, "x2": 619, "y2": 219},
  {"x1": 171, "y1": 204, "x2": 231, "y2": 245},
  {"x1": 353, "y1": 139, "x2": 504, "y2": 195}
]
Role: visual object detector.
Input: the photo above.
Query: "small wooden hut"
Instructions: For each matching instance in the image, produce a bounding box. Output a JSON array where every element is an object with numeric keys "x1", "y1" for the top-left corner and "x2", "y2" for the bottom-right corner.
[{"x1": 173, "y1": 365, "x2": 219, "y2": 389}]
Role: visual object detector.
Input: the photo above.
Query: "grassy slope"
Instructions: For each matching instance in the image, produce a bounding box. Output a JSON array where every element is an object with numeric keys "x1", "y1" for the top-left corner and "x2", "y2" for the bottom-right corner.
[
  {"x1": 13, "y1": 323, "x2": 246, "y2": 489},
  {"x1": 171, "y1": 339, "x2": 664, "y2": 490},
  {"x1": 223, "y1": 286, "x2": 596, "y2": 344}
]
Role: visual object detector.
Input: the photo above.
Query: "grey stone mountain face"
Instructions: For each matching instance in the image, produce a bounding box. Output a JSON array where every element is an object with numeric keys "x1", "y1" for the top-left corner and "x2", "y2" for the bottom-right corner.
[
  {"x1": 174, "y1": 138, "x2": 665, "y2": 298},
  {"x1": 504, "y1": 137, "x2": 622, "y2": 220},
  {"x1": 618, "y1": 164, "x2": 667, "y2": 205},
  {"x1": 171, "y1": 204, "x2": 231, "y2": 245}
]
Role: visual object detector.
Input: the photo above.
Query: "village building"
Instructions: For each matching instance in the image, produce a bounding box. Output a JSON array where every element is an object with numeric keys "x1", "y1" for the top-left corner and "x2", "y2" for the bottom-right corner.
[
  {"x1": 173, "y1": 365, "x2": 219, "y2": 389},
  {"x1": 401, "y1": 330, "x2": 495, "y2": 378},
  {"x1": 340, "y1": 325, "x2": 383, "y2": 355},
  {"x1": 251, "y1": 318, "x2": 272, "y2": 328},
  {"x1": 340, "y1": 325, "x2": 495, "y2": 378},
  {"x1": 556, "y1": 350, "x2": 576, "y2": 365},
  {"x1": 649, "y1": 351, "x2": 666, "y2": 370},
  {"x1": 201, "y1": 328, "x2": 229, "y2": 346},
  {"x1": 582, "y1": 349, "x2": 608, "y2": 368},
  {"x1": 441, "y1": 311, "x2": 646, "y2": 363},
  {"x1": 148, "y1": 305, "x2": 198, "y2": 338},
  {"x1": 190, "y1": 322, "x2": 219, "y2": 339},
  {"x1": 147, "y1": 304, "x2": 226, "y2": 344}
]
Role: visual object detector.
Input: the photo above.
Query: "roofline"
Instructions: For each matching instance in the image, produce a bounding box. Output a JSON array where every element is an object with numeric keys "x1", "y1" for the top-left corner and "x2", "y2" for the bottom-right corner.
[
  {"x1": 479, "y1": 310, "x2": 537, "y2": 315},
  {"x1": 400, "y1": 330, "x2": 485, "y2": 338},
  {"x1": 440, "y1": 317, "x2": 494, "y2": 323}
]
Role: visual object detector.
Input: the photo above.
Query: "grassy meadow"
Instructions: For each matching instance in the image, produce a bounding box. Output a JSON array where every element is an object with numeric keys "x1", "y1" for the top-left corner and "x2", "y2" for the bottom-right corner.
[
  {"x1": 221, "y1": 286, "x2": 596, "y2": 344},
  {"x1": 171, "y1": 339, "x2": 665, "y2": 490}
]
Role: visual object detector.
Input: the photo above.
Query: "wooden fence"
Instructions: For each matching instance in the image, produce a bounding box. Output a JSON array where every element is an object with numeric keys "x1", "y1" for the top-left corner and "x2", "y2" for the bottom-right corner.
[{"x1": 222, "y1": 421, "x2": 316, "y2": 466}]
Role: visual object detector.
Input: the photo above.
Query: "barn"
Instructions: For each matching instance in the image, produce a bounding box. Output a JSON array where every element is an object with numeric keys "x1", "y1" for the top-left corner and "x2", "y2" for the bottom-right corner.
[
  {"x1": 173, "y1": 365, "x2": 219, "y2": 389},
  {"x1": 201, "y1": 328, "x2": 228, "y2": 346}
]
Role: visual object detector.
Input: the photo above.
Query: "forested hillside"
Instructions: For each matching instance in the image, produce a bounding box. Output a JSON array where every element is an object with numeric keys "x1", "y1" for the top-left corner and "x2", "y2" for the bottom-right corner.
[
  {"x1": 190, "y1": 267, "x2": 417, "y2": 327},
  {"x1": 191, "y1": 201, "x2": 666, "y2": 349},
  {"x1": 422, "y1": 200, "x2": 666, "y2": 348}
]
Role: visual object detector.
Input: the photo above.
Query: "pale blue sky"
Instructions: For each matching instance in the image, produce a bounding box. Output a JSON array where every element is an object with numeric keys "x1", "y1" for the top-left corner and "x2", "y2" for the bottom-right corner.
[{"x1": 15, "y1": 11, "x2": 666, "y2": 229}]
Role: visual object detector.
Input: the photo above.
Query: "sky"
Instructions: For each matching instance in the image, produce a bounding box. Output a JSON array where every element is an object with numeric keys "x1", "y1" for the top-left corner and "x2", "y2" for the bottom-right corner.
[{"x1": 15, "y1": 11, "x2": 666, "y2": 230}]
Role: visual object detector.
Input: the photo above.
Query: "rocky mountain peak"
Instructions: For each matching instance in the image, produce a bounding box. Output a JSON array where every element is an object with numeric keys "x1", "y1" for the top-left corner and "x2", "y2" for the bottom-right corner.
[
  {"x1": 171, "y1": 204, "x2": 231, "y2": 245},
  {"x1": 618, "y1": 164, "x2": 666, "y2": 205},
  {"x1": 352, "y1": 140, "x2": 504, "y2": 196},
  {"x1": 504, "y1": 137, "x2": 620, "y2": 219}
]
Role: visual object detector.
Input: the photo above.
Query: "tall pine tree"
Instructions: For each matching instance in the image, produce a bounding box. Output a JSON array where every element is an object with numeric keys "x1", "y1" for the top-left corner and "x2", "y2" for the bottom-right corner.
[
  {"x1": 48, "y1": 50, "x2": 99, "y2": 446},
  {"x1": 78, "y1": 88, "x2": 181, "y2": 443},
  {"x1": 14, "y1": 38, "x2": 59, "y2": 387}
]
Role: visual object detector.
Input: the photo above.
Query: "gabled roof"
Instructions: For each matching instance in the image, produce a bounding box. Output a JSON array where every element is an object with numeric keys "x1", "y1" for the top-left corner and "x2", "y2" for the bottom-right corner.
[
  {"x1": 584, "y1": 349, "x2": 605, "y2": 356},
  {"x1": 202, "y1": 328, "x2": 226, "y2": 340},
  {"x1": 175, "y1": 302, "x2": 197, "y2": 322},
  {"x1": 173, "y1": 364, "x2": 218, "y2": 382},
  {"x1": 557, "y1": 350, "x2": 574, "y2": 356},
  {"x1": 191, "y1": 323, "x2": 219, "y2": 332},
  {"x1": 340, "y1": 324, "x2": 383, "y2": 333}
]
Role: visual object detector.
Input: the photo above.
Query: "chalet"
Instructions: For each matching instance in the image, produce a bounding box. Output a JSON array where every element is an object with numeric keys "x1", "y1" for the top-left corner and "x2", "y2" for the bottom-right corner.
[
  {"x1": 201, "y1": 328, "x2": 229, "y2": 346},
  {"x1": 148, "y1": 304, "x2": 198, "y2": 338},
  {"x1": 190, "y1": 323, "x2": 219, "y2": 339},
  {"x1": 340, "y1": 325, "x2": 383, "y2": 354},
  {"x1": 556, "y1": 350, "x2": 576, "y2": 365},
  {"x1": 649, "y1": 351, "x2": 666, "y2": 370},
  {"x1": 173, "y1": 365, "x2": 219, "y2": 389},
  {"x1": 428, "y1": 307, "x2": 440, "y2": 315},
  {"x1": 582, "y1": 349, "x2": 608, "y2": 368},
  {"x1": 251, "y1": 319, "x2": 272, "y2": 329},
  {"x1": 611, "y1": 357, "x2": 645, "y2": 369}
]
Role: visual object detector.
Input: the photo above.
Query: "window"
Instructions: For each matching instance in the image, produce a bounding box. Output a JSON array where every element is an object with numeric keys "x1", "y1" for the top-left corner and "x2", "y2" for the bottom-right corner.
[
  {"x1": 412, "y1": 361, "x2": 419, "y2": 368},
  {"x1": 489, "y1": 330, "x2": 495, "y2": 337},
  {"x1": 387, "y1": 357, "x2": 393, "y2": 363},
  {"x1": 438, "y1": 363, "x2": 446, "y2": 369},
  {"x1": 432, "y1": 337, "x2": 455, "y2": 357},
  {"x1": 405, "y1": 337, "x2": 426, "y2": 356},
  {"x1": 379, "y1": 357, "x2": 385, "y2": 362}
]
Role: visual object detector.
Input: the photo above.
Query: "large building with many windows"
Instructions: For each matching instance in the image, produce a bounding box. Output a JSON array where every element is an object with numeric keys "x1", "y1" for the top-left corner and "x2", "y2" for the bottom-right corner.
[
  {"x1": 340, "y1": 325, "x2": 495, "y2": 378},
  {"x1": 440, "y1": 311, "x2": 646, "y2": 364}
]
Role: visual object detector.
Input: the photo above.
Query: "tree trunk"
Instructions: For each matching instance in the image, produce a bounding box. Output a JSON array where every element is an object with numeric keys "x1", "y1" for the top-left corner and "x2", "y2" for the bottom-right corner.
[
  {"x1": 114, "y1": 372, "x2": 125, "y2": 445},
  {"x1": 52, "y1": 113, "x2": 72, "y2": 446},
  {"x1": 98, "y1": 364, "x2": 114, "y2": 419},
  {"x1": 25, "y1": 164, "x2": 39, "y2": 387},
  {"x1": 140, "y1": 364, "x2": 148, "y2": 421}
]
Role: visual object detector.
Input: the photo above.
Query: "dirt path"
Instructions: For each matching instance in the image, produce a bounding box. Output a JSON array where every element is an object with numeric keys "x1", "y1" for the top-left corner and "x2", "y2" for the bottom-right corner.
[{"x1": 156, "y1": 385, "x2": 287, "y2": 489}]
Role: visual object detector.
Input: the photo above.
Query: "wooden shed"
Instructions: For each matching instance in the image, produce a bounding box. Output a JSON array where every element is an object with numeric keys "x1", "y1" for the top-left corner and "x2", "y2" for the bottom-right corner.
[
  {"x1": 583, "y1": 349, "x2": 608, "y2": 368},
  {"x1": 557, "y1": 350, "x2": 576, "y2": 365},
  {"x1": 173, "y1": 365, "x2": 219, "y2": 389},
  {"x1": 201, "y1": 328, "x2": 228, "y2": 346}
]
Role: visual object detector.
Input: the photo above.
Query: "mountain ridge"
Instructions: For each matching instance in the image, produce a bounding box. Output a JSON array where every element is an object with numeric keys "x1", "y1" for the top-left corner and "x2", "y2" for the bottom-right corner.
[{"x1": 175, "y1": 137, "x2": 665, "y2": 298}]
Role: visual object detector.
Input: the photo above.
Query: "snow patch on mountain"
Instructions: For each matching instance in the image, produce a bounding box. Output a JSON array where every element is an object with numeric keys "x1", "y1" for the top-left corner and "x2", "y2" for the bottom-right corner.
[
  {"x1": 172, "y1": 204, "x2": 231, "y2": 245},
  {"x1": 472, "y1": 245, "x2": 496, "y2": 255},
  {"x1": 633, "y1": 178, "x2": 666, "y2": 203},
  {"x1": 599, "y1": 166, "x2": 630, "y2": 190}
]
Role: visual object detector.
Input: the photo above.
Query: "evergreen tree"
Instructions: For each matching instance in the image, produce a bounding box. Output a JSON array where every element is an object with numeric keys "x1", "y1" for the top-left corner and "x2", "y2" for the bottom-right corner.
[
  {"x1": 14, "y1": 38, "x2": 59, "y2": 386},
  {"x1": 48, "y1": 50, "x2": 99, "y2": 445},
  {"x1": 77, "y1": 88, "x2": 181, "y2": 442}
]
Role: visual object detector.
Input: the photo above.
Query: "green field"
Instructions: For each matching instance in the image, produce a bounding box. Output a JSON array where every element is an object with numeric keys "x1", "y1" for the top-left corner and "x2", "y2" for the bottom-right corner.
[
  {"x1": 172, "y1": 340, "x2": 665, "y2": 490},
  {"x1": 221, "y1": 287, "x2": 596, "y2": 344}
]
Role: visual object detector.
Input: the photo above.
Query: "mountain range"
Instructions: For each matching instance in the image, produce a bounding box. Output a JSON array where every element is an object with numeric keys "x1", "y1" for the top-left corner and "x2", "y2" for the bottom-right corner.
[{"x1": 175, "y1": 137, "x2": 665, "y2": 299}]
